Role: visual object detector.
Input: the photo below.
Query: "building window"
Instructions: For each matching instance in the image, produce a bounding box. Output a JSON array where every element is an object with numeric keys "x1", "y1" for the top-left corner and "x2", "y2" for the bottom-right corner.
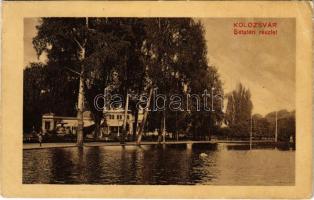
[
  {"x1": 108, "y1": 115, "x2": 115, "y2": 119},
  {"x1": 45, "y1": 121, "x2": 50, "y2": 130}
]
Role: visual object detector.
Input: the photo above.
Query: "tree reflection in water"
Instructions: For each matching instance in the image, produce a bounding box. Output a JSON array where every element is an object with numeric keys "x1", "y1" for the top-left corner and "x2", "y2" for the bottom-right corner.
[{"x1": 23, "y1": 143, "x2": 294, "y2": 185}]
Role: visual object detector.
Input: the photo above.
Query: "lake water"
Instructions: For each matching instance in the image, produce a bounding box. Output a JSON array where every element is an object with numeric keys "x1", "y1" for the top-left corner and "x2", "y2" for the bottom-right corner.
[{"x1": 23, "y1": 143, "x2": 295, "y2": 185}]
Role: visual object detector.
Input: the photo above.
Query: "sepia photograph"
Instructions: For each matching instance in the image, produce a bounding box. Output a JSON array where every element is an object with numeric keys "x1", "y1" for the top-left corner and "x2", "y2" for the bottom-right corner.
[
  {"x1": 1, "y1": 1, "x2": 312, "y2": 198},
  {"x1": 22, "y1": 17, "x2": 296, "y2": 185}
]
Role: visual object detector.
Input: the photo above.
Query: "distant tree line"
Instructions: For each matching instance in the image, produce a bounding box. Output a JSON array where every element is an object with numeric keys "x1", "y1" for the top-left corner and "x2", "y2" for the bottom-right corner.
[{"x1": 218, "y1": 83, "x2": 295, "y2": 142}]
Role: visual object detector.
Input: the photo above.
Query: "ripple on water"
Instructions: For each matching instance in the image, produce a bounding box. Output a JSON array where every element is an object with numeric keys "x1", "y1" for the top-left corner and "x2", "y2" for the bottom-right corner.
[{"x1": 23, "y1": 143, "x2": 295, "y2": 185}]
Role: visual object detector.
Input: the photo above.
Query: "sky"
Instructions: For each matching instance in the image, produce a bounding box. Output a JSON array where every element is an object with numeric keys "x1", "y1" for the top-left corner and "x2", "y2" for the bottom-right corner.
[
  {"x1": 24, "y1": 18, "x2": 295, "y2": 115},
  {"x1": 24, "y1": 18, "x2": 46, "y2": 65},
  {"x1": 201, "y1": 18, "x2": 295, "y2": 115}
]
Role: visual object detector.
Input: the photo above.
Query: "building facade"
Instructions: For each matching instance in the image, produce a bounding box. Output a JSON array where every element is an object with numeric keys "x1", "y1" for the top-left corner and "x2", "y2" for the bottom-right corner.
[
  {"x1": 42, "y1": 112, "x2": 94, "y2": 135},
  {"x1": 42, "y1": 109, "x2": 143, "y2": 138}
]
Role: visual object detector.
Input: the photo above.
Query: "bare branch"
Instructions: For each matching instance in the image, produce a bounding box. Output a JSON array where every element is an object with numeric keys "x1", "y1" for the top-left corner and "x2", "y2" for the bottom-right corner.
[
  {"x1": 73, "y1": 37, "x2": 84, "y2": 51},
  {"x1": 65, "y1": 67, "x2": 81, "y2": 76}
]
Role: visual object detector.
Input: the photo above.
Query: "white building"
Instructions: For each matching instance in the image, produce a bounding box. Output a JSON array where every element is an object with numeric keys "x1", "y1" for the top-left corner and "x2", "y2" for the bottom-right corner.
[
  {"x1": 42, "y1": 112, "x2": 94, "y2": 135},
  {"x1": 102, "y1": 109, "x2": 143, "y2": 137},
  {"x1": 42, "y1": 109, "x2": 143, "y2": 137}
]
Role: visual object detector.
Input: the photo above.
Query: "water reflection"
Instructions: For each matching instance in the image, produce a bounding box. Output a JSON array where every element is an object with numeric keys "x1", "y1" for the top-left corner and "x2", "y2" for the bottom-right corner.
[
  {"x1": 23, "y1": 143, "x2": 295, "y2": 185},
  {"x1": 225, "y1": 142, "x2": 295, "y2": 151}
]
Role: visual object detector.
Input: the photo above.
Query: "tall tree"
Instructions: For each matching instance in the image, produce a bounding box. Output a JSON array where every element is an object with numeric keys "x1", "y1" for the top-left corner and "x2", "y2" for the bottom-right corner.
[
  {"x1": 23, "y1": 62, "x2": 78, "y2": 133},
  {"x1": 33, "y1": 18, "x2": 131, "y2": 144},
  {"x1": 225, "y1": 83, "x2": 253, "y2": 138},
  {"x1": 29, "y1": 17, "x2": 225, "y2": 144},
  {"x1": 139, "y1": 18, "x2": 224, "y2": 141}
]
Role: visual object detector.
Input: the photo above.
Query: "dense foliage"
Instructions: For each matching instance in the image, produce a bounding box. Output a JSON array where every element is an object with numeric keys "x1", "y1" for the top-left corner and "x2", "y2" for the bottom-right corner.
[
  {"x1": 24, "y1": 18, "x2": 224, "y2": 141},
  {"x1": 24, "y1": 18, "x2": 295, "y2": 143}
]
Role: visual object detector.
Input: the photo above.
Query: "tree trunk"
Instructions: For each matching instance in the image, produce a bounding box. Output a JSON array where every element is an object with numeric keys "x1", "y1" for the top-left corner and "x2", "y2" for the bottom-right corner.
[
  {"x1": 76, "y1": 18, "x2": 88, "y2": 147},
  {"x1": 175, "y1": 111, "x2": 178, "y2": 141},
  {"x1": 76, "y1": 73, "x2": 84, "y2": 147},
  {"x1": 162, "y1": 110, "x2": 166, "y2": 143},
  {"x1": 157, "y1": 129, "x2": 162, "y2": 144},
  {"x1": 133, "y1": 109, "x2": 139, "y2": 141},
  {"x1": 121, "y1": 93, "x2": 129, "y2": 144},
  {"x1": 137, "y1": 87, "x2": 153, "y2": 145},
  {"x1": 133, "y1": 72, "x2": 145, "y2": 141},
  {"x1": 157, "y1": 111, "x2": 166, "y2": 144},
  {"x1": 93, "y1": 118, "x2": 101, "y2": 140}
]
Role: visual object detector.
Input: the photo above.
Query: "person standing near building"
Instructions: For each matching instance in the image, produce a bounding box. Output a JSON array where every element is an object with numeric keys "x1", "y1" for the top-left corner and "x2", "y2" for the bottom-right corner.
[{"x1": 38, "y1": 132, "x2": 43, "y2": 147}]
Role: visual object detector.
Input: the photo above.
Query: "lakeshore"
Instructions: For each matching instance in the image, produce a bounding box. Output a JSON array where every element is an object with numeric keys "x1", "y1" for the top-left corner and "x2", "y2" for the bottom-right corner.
[{"x1": 23, "y1": 139, "x2": 291, "y2": 150}]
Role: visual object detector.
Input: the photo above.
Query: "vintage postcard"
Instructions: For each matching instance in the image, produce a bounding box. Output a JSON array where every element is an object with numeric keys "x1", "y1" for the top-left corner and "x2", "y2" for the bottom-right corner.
[{"x1": 1, "y1": 1, "x2": 312, "y2": 198}]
